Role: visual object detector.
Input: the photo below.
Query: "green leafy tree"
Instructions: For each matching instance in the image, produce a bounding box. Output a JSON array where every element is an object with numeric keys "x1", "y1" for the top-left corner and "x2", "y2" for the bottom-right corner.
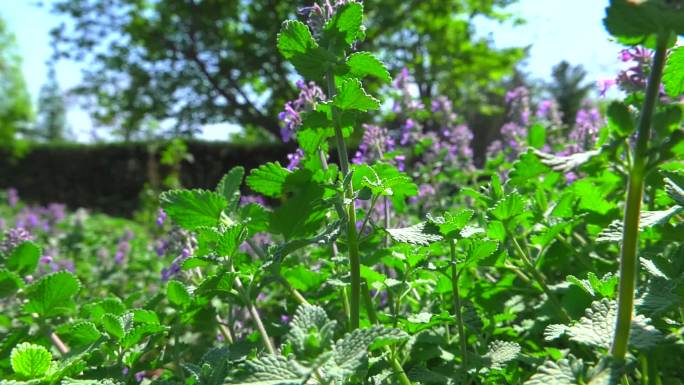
[
  {"x1": 49, "y1": 0, "x2": 523, "y2": 140},
  {"x1": 35, "y1": 64, "x2": 68, "y2": 142},
  {"x1": 548, "y1": 61, "x2": 593, "y2": 127},
  {"x1": 0, "y1": 14, "x2": 33, "y2": 151}
]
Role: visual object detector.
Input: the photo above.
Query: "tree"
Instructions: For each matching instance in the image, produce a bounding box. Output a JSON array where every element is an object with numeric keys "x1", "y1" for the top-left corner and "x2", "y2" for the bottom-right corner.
[
  {"x1": 49, "y1": 0, "x2": 523, "y2": 141},
  {"x1": 0, "y1": 15, "x2": 33, "y2": 150},
  {"x1": 548, "y1": 61, "x2": 593, "y2": 127},
  {"x1": 35, "y1": 64, "x2": 67, "y2": 142}
]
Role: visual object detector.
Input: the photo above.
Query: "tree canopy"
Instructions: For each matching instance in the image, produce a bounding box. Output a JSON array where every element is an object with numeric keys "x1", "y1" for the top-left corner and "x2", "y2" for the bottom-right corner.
[
  {"x1": 0, "y1": 15, "x2": 33, "y2": 150},
  {"x1": 50, "y1": 0, "x2": 524, "y2": 140}
]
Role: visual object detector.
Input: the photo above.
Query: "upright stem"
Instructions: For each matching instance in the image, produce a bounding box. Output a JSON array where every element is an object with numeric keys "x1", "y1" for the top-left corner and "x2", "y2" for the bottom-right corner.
[
  {"x1": 326, "y1": 68, "x2": 361, "y2": 330},
  {"x1": 229, "y1": 263, "x2": 276, "y2": 354},
  {"x1": 611, "y1": 32, "x2": 669, "y2": 361},
  {"x1": 449, "y1": 239, "x2": 468, "y2": 367},
  {"x1": 511, "y1": 237, "x2": 571, "y2": 323}
]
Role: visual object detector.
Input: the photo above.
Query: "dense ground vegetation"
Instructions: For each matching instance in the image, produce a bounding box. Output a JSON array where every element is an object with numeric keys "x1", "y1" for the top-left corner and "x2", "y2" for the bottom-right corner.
[{"x1": 1, "y1": 1, "x2": 684, "y2": 384}]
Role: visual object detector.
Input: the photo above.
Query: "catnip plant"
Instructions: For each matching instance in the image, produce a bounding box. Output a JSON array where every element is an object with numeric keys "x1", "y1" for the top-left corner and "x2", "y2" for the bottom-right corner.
[{"x1": 0, "y1": 1, "x2": 683, "y2": 385}]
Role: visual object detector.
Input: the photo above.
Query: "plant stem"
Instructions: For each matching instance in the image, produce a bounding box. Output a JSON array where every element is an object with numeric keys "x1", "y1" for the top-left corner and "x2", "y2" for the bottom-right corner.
[
  {"x1": 511, "y1": 237, "x2": 571, "y2": 323},
  {"x1": 326, "y1": 68, "x2": 361, "y2": 330},
  {"x1": 229, "y1": 263, "x2": 276, "y2": 354},
  {"x1": 449, "y1": 239, "x2": 468, "y2": 367},
  {"x1": 362, "y1": 282, "x2": 412, "y2": 385},
  {"x1": 216, "y1": 316, "x2": 235, "y2": 344},
  {"x1": 611, "y1": 32, "x2": 669, "y2": 361}
]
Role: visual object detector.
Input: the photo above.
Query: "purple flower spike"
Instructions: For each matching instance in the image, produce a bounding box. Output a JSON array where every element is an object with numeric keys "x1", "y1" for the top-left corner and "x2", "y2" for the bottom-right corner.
[
  {"x1": 7, "y1": 188, "x2": 19, "y2": 207},
  {"x1": 156, "y1": 208, "x2": 167, "y2": 227}
]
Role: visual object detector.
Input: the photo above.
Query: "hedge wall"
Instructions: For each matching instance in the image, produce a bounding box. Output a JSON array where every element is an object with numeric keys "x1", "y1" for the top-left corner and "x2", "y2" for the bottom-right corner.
[{"x1": 0, "y1": 141, "x2": 291, "y2": 216}]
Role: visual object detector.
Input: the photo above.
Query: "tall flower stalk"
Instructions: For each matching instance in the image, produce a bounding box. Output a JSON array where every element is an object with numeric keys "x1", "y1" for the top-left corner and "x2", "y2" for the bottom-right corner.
[
  {"x1": 611, "y1": 31, "x2": 670, "y2": 361},
  {"x1": 325, "y1": 69, "x2": 362, "y2": 330}
]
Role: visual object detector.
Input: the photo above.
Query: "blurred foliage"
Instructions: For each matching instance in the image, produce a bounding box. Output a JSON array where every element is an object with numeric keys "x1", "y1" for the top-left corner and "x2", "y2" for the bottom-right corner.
[
  {"x1": 49, "y1": 0, "x2": 524, "y2": 141},
  {"x1": 0, "y1": 15, "x2": 33, "y2": 153},
  {"x1": 548, "y1": 61, "x2": 593, "y2": 128},
  {"x1": 34, "y1": 64, "x2": 68, "y2": 142}
]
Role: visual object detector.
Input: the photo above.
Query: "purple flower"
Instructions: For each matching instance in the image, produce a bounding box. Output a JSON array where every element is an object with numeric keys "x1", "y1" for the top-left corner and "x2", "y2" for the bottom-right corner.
[
  {"x1": 156, "y1": 208, "x2": 167, "y2": 227},
  {"x1": 135, "y1": 371, "x2": 145, "y2": 382},
  {"x1": 7, "y1": 188, "x2": 19, "y2": 207},
  {"x1": 352, "y1": 124, "x2": 394, "y2": 164},
  {"x1": 46, "y1": 203, "x2": 66, "y2": 222},
  {"x1": 286, "y1": 148, "x2": 304, "y2": 170},
  {"x1": 505, "y1": 86, "x2": 531, "y2": 126},
  {"x1": 240, "y1": 195, "x2": 267, "y2": 207},
  {"x1": 280, "y1": 314, "x2": 292, "y2": 324},
  {"x1": 567, "y1": 105, "x2": 602, "y2": 153},
  {"x1": 615, "y1": 46, "x2": 653, "y2": 93},
  {"x1": 158, "y1": 228, "x2": 196, "y2": 281},
  {"x1": 279, "y1": 81, "x2": 325, "y2": 142},
  {"x1": 0, "y1": 227, "x2": 33, "y2": 254},
  {"x1": 597, "y1": 78, "x2": 616, "y2": 97}
]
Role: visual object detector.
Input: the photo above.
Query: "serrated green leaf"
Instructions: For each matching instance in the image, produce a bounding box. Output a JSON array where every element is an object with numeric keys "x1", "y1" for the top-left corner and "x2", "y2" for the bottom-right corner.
[
  {"x1": 229, "y1": 355, "x2": 305, "y2": 385},
  {"x1": 665, "y1": 176, "x2": 684, "y2": 205},
  {"x1": 535, "y1": 148, "x2": 602, "y2": 174},
  {"x1": 277, "y1": 20, "x2": 331, "y2": 80},
  {"x1": 604, "y1": 0, "x2": 684, "y2": 44},
  {"x1": 131, "y1": 309, "x2": 160, "y2": 325},
  {"x1": 167, "y1": 280, "x2": 192, "y2": 307},
  {"x1": 160, "y1": 189, "x2": 227, "y2": 230},
  {"x1": 636, "y1": 277, "x2": 678, "y2": 315},
  {"x1": 552, "y1": 299, "x2": 663, "y2": 350},
  {"x1": 386, "y1": 222, "x2": 442, "y2": 246},
  {"x1": 285, "y1": 305, "x2": 336, "y2": 358},
  {"x1": 483, "y1": 340, "x2": 521, "y2": 370},
  {"x1": 663, "y1": 46, "x2": 684, "y2": 97},
  {"x1": 321, "y1": 2, "x2": 363, "y2": 54},
  {"x1": 240, "y1": 203, "x2": 270, "y2": 236},
  {"x1": 342, "y1": 52, "x2": 391, "y2": 82},
  {"x1": 82, "y1": 297, "x2": 126, "y2": 321},
  {"x1": 216, "y1": 167, "x2": 245, "y2": 213},
  {"x1": 217, "y1": 225, "x2": 247, "y2": 258},
  {"x1": 102, "y1": 314, "x2": 124, "y2": 340},
  {"x1": 0, "y1": 268, "x2": 24, "y2": 298},
  {"x1": 10, "y1": 343, "x2": 52, "y2": 379},
  {"x1": 427, "y1": 210, "x2": 474, "y2": 239},
  {"x1": 5, "y1": 241, "x2": 41, "y2": 276},
  {"x1": 23, "y1": 271, "x2": 80, "y2": 318},
  {"x1": 461, "y1": 239, "x2": 499, "y2": 270},
  {"x1": 269, "y1": 170, "x2": 330, "y2": 240},
  {"x1": 597, "y1": 205, "x2": 683, "y2": 242},
  {"x1": 246, "y1": 162, "x2": 290, "y2": 198},
  {"x1": 524, "y1": 357, "x2": 583, "y2": 385},
  {"x1": 121, "y1": 324, "x2": 168, "y2": 349},
  {"x1": 489, "y1": 192, "x2": 525, "y2": 221},
  {"x1": 333, "y1": 79, "x2": 379, "y2": 112},
  {"x1": 323, "y1": 326, "x2": 408, "y2": 380},
  {"x1": 508, "y1": 150, "x2": 550, "y2": 184},
  {"x1": 65, "y1": 321, "x2": 101, "y2": 346}
]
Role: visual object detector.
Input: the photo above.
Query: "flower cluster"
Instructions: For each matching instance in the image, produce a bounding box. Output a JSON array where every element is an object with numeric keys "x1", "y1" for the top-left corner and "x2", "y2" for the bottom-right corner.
[
  {"x1": 598, "y1": 46, "x2": 653, "y2": 97},
  {"x1": 299, "y1": 0, "x2": 361, "y2": 36},
  {"x1": 487, "y1": 86, "x2": 532, "y2": 160},
  {"x1": 0, "y1": 227, "x2": 33, "y2": 255},
  {"x1": 278, "y1": 80, "x2": 325, "y2": 143},
  {"x1": 352, "y1": 124, "x2": 395, "y2": 165},
  {"x1": 156, "y1": 227, "x2": 197, "y2": 282}
]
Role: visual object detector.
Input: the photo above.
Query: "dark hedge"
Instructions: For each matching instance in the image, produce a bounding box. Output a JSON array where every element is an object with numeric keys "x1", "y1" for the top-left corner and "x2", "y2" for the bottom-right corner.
[{"x1": 0, "y1": 141, "x2": 290, "y2": 216}]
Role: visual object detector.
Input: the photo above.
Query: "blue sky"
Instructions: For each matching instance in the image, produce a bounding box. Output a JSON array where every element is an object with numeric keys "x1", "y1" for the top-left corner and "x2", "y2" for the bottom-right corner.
[{"x1": 1, "y1": 0, "x2": 625, "y2": 141}]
